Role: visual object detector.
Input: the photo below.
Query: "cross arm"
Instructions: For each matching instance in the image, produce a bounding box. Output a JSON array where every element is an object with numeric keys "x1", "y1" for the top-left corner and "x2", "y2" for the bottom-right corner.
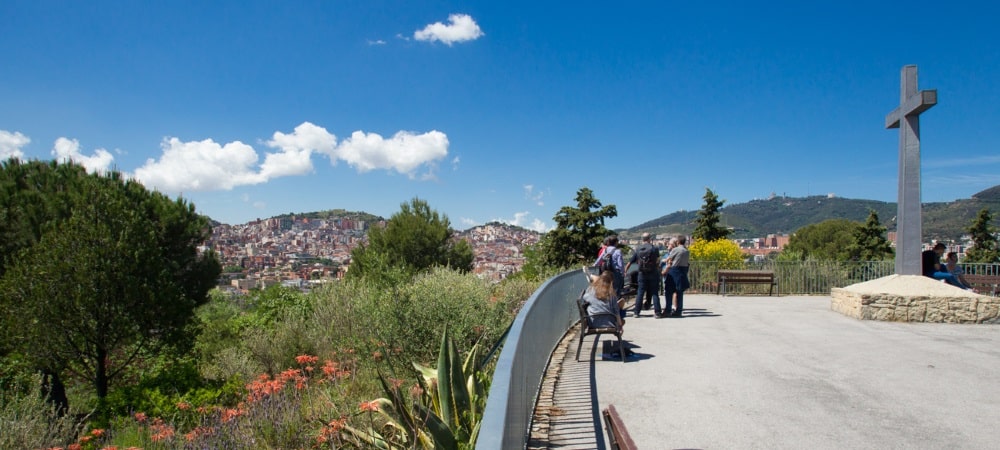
[{"x1": 885, "y1": 89, "x2": 938, "y2": 129}]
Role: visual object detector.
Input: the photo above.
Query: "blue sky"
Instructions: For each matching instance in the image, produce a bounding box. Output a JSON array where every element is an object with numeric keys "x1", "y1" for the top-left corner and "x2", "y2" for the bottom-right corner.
[{"x1": 2, "y1": 1, "x2": 999, "y2": 232}]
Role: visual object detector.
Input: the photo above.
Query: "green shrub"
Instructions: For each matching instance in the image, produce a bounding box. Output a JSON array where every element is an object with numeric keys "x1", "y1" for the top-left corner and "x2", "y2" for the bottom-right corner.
[{"x1": 0, "y1": 373, "x2": 85, "y2": 449}]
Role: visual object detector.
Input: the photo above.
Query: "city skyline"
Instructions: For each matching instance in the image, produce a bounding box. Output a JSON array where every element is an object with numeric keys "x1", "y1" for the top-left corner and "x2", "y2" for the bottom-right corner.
[{"x1": 2, "y1": 1, "x2": 999, "y2": 232}]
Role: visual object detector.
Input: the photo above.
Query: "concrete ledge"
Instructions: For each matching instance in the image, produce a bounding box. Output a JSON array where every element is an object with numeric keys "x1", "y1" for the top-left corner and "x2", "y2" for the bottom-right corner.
[{"x1": 831, "y1": 274, "x2": 1000, "y2": 323}]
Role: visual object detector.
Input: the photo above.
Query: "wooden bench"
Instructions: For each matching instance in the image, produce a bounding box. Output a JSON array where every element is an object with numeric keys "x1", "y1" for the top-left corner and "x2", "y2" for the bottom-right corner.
[
  {"x1": 575, "y1": 290, "x2": 626, "y2": 363},
  {"x1": 963, "y1": 274, "x2": 1000, "y2": 296},
  {"x1": 717, "y1": 270, "x2": 777, "y2": 296},
  {"x1": 602, "y1": 404, "x2": 638, "y2": 450}
]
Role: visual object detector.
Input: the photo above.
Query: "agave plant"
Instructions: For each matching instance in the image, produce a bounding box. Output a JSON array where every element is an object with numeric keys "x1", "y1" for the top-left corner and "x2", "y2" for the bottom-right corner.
[{"x1": 346, "y1": 327, "x2": 489, "y2": 450}]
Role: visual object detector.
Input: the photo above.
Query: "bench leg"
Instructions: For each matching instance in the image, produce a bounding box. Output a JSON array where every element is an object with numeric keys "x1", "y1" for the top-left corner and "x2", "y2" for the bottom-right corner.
[{"x1": 576, "y1": 327, "x2": 585, "y2": 362}]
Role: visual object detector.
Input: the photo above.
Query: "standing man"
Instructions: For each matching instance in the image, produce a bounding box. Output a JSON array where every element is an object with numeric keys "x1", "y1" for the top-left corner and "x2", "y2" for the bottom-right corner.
[
  {"x1": 625, "y1": 233, "x2": 661, "y2": 318},
  {"x1": 661, "y1": 235, "x2": 691, "y2": 318}
]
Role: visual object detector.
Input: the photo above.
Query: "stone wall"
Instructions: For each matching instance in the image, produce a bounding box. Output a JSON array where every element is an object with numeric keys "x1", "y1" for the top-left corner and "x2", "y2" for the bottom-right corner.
[{"x1": 831, "y1": 287, "x2": 1000, "y2": 323}]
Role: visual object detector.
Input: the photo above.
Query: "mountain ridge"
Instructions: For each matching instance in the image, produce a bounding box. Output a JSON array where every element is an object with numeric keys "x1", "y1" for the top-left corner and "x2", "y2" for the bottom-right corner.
[{"x1": 627, "y1": 185, "x2": 1000, "y2": 241}]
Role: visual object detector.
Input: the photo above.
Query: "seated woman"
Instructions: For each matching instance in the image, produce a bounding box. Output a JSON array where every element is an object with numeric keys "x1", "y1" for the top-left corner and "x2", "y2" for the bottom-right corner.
[
  {"x1": 582, "y1": 270, "x2": 625, "y2": 329},
  {"x1": 945, "y1": 251, "x2": 974, "y2": 291},
  {"x1": 922, "y1": 243, "x2": 972, "y2": 290}
]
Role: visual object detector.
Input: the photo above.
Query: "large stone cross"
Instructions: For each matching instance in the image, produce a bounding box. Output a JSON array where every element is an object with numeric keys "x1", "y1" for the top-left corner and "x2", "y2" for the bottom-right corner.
[{"x1": 885, "y1": 65, "x2": 936, "y2": 275}]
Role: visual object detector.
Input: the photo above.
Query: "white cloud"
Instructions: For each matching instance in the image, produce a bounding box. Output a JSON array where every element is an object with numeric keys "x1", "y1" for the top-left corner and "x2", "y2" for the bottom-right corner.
[
  {"x1": 332, "y1": 130, "x2": 449, "y2": 178},
  {"x1": 524, "y1": 184, "x2": 545, "y2": 206},
  {"x1": 51, "y1": 137, "x2": 114, "y2": 174},
  {"x1": 0, "y1": 130, "x2": 30, "y2": 160},
  {"x1": 47, "y1": 122, "x2": 446, "y2": 194},
  {"x1": 414, "y1": 14, "x2": 484, "y2": 46},
  {"x1": 261, "y1": 122, "x2": 336, "y2": 178},
  {"x1": 134, "y1": 137, "x2": 265, "y2": 192},
  {"x1": 367, "y1": 39, "x2": 387, "y2": 45},
  {"x1": 460, "y1": 217, "x2": 477, "y2": 227},
  {"x1": 451, "y1": 156, "x2": 460, "y2": 170},
  {"x1": 500, "y1": 211, "x2": 550, "y2": 233}
]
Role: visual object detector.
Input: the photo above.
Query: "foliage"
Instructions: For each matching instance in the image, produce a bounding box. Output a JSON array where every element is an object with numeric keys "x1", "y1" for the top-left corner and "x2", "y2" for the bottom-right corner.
[
  {"x1": 335, "y1": 267, "x2": 509, "y2": 367},
  {"x1": 91, "y1": 353, "x2": 360, "y2": 449},
  {"x1": 346, "y1": 327, "x2": 489, "y2": 449},
  {"x1": 783, "y1": 219, "x2": 860, "y2": 261},
  {"x1": 0, "y1": 373, "x2": 85, "y2": 449},
  {"x1": 775, "y1": 248, "x2": 805, "y2": 262},
  {"x1": 537, "y1": 187, "x2": 617, "y2": 268},
  {"x1": 688, "y1": 239, "x2": 744, "y2": 287},
  {"x1": 350, "y1": 197, "x2": 473, "y2": 280},
  {"x1": 103, "y1": 357, "x2": 242, "y2": 429},
  {"x1": 965, "y1": 208, "x2": 1000, "y2": 263},
  {"x1": 692, "y1": 188, "x2": 732, "y2": 242},
  {"x1": 196, "y1": 266, "x2": 515, "y2": 391},
  {"x1": 846, "y1": 209, "x2": 894, "y2": 261},
  {"x1": 689, "y1": 239, "x2": 744, "y2": 267},
  {"x1": 508, "y1": 242, "x2": 568, "y2": 283},
  {"x1": 0, "y1": 170, "x2": 535, "y2": 448},
  {"x1": 0, "y1": 161, "x2": 221, "y2": 412}
]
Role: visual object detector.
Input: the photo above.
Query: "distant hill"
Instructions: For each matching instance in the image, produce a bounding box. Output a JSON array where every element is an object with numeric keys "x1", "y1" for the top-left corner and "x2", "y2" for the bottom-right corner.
[
  {"x1": 208, "y1": 209, "x2": 385, "y2": 228},
  {"x1": 628, "y1": 187, "x2": 1000, "y2": 242},
  {"x1": 271, "y1": 209, "x2": 384, "y2": 223}
]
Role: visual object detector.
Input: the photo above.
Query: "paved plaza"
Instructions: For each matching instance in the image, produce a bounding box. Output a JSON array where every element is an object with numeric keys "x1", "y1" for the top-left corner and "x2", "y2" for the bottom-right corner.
[{"x1": 539, "y1": 294, "x2": 1000, "y2": 449}]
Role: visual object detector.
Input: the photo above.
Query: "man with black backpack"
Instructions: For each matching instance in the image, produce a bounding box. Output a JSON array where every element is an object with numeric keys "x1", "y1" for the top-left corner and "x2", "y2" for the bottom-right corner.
[{"x1": 624, "y1": 233, "x2": 661, "y2": 318}]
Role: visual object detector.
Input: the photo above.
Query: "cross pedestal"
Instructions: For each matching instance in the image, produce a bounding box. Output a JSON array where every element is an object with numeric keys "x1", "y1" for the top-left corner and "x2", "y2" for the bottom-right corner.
[{"x1": 885, "y1": 65, "x2": 936, "y2": 275}]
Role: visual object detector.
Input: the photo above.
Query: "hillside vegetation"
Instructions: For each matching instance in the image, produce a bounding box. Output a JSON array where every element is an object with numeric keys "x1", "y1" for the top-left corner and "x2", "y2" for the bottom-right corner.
[{"x1": 629, "y1": 186, "x2": 1000, "y2": 241}]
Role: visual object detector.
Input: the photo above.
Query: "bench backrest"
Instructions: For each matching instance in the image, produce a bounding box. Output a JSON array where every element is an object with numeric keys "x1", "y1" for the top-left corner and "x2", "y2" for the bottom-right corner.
[
  {"x1": 718, "y1": 271, "x2": 775, "y2": 281},
  {"x1": 963, "y1": 274, "x2": 1000, "y2": 296},
  {"x1": 603, "y1": 404, "x2": 637, "y2": 450}
]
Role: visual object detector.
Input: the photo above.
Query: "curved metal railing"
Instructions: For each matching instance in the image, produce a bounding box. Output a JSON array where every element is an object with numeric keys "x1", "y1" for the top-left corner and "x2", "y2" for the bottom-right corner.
[{"x1": 476, "y1": 269, "x2": 588, "y2": 450}]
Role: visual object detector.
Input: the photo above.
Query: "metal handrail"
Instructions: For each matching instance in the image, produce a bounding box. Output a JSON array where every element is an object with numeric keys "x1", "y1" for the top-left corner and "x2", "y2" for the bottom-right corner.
[{"x1": 476, "y1": 269, "x2": 588, "y2": 450}]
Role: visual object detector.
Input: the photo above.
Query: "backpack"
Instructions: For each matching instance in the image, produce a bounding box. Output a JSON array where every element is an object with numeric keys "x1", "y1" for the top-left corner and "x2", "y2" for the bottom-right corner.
[
  {"x1": 637, "y1": 244, "x2": 657, "y2": 272},
  {"x1": 598, "y1": 247, "x2": 617, "y2": 274}
]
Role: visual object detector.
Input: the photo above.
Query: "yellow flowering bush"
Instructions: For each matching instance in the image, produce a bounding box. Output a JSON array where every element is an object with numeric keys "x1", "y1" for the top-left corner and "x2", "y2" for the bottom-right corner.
[{"x1": 689, "y1": 239, "x2": 744, "y2": 269}]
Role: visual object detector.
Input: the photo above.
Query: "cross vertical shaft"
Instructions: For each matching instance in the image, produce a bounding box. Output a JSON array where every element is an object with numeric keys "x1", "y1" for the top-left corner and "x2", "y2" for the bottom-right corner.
[{"x1": 885, "y1": 65, "x2": 937, "y2": 275}]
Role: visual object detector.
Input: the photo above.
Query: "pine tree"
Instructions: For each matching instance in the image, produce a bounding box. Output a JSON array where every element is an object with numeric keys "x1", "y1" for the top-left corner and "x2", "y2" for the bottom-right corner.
[
  {"x1": 349, "y1": 197, "x2": 474, "y2": 280},
  {"x1": 692, "y1": 188, "x2": 731, "y2": 242},
  {"x1": 847, "y1": 209, "x2": 894, "y2": 261},
  {"x1": 0, "y1": 160, "x2": 220, "y2": 410},
  {"x1": 537, "y1": 187, "x2": 617, "y2": 268},
  {"x1": 965, "y1": 208, "x2": 1000, "y2": 263}
]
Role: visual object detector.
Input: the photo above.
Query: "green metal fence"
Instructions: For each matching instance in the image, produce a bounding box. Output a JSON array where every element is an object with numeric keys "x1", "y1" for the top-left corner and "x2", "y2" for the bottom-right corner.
[
  {"x1": 688, "y1": 260, "x2": 896, "y2": 295},
  {"x1": 688, "y1": 260, "x2": 1000, "y2": 295}
]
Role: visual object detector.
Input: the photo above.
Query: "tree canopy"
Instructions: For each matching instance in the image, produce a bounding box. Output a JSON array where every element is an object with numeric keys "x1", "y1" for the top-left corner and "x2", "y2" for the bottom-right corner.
[
  {"x1": 533, "y1": 187, "x2": 617, "y2": 268},
  {"x1": 845, "y1": 209, "x2": 894, "y2": 261},
  {"x1": 692, "y1": 188, "x2": 731, "y2": 242},
  {"x1": 783, "y1": 218, "x2": 860, "y2": 261},
  {"x1": 348, "y1": 197, "x2": 473, "y2": 280},
  {"x1": 965, "y1": 208, "x2": 1000, "y2": 263},
  {"x1": 0, "y1": 159, "x2": 220, "y2": 409}
]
